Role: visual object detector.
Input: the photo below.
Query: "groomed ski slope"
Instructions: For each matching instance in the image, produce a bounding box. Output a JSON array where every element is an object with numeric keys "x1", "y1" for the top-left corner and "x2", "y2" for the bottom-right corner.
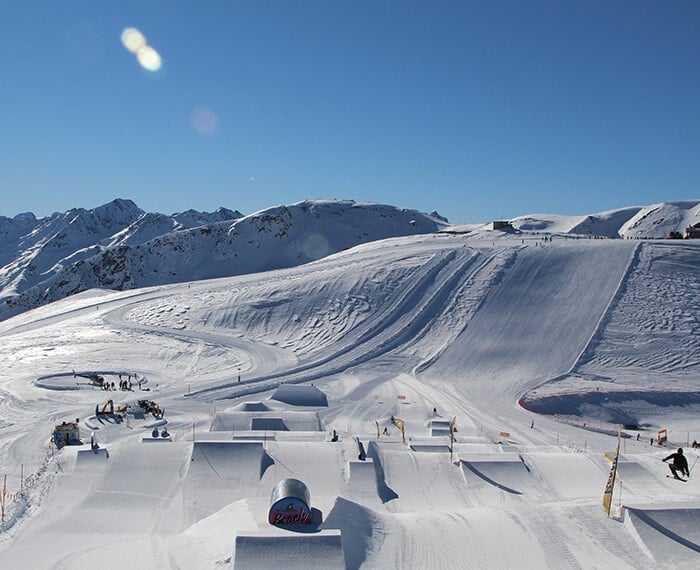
[{"x1": 0, "y1": 232, "x2": 698, "y2": 569}]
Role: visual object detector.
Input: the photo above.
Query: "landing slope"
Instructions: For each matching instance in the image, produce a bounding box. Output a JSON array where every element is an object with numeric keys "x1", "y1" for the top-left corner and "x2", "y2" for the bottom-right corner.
[{"x1": 424, "y1": 241, "x2": 637, "y2": 399}]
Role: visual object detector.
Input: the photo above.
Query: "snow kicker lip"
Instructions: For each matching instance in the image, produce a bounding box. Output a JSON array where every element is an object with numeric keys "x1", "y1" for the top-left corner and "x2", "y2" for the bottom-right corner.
[
  {"x1": 625, "y1": 507, "x2": 700, "y2": 554},
  {"x1": 460, "y1": 460, "x2": 524, "y2": 495},
  {"x1": 518, "y1": 390, "x2": 700, "y2": 424}
]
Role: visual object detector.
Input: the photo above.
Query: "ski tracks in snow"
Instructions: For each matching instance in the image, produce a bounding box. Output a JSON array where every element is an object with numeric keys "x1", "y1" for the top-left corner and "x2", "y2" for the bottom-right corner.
[{"x1": 190, "y1": 245, "x2": 500, "y2": 400}]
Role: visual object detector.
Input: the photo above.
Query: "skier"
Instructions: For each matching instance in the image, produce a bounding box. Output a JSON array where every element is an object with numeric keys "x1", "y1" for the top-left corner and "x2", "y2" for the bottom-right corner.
[{"x1": 662, "y1": 448, "x2": 690, "y2": 480}]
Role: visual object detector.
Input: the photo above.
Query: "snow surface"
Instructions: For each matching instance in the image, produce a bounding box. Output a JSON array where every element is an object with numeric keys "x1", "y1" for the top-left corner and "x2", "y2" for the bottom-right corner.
[
  {"x1": 0, "y1": 226, "x2": 698, "y2": 569},
  {"x1": 3, "y1": 198, "x2": 698, "y2": 324},
  {"x1": 0, "y1": 199, "x2": 446, "y2": 322}
]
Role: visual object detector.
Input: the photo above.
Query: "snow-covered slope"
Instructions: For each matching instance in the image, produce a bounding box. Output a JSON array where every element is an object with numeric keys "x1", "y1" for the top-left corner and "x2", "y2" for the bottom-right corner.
[
  {"x1": 0, "y1": 199, "x2": 444, "y2": 321},
  {"x1": 510, "y1": 201, "x2": 699, "y2": 238},
  {"x1": 0, "y1": 228, "x2": 697, "y2": 569},
  {"x1": 2, "y1": 199, "x2": 698, "y2": 322},
  {"x1": 619, "y1": 201, "x2": 700, "y2": 238},
  {"x1": 0, "y1": 199, "x2": 242, "y2": 305}
]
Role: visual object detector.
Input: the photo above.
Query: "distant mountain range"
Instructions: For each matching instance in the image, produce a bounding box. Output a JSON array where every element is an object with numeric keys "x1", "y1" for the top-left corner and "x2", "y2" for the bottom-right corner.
[{"x1": 0, "y1": 198, "x2": 697, "y2": 321}]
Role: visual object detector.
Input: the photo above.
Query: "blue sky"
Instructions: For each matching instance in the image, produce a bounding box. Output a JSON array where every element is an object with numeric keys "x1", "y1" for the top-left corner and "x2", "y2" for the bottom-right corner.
[{"x1": 1, "y1": 1, "x2": 698, "y2": 223}]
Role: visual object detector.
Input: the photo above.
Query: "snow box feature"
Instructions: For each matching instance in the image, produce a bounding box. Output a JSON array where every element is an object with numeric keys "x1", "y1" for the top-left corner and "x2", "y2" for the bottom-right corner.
[
  {"x1": 269, "y1": 478, "x2": 312, "y2": 526},
  {"x1": 271, "y1": 384, "x2": 328, "y2": 407}
]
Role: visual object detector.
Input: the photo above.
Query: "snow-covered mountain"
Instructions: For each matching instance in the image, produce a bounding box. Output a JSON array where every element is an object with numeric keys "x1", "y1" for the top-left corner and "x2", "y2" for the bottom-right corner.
[
  {"x1": 0, "y1": 199, "x2": 446, "y2": 321},
  {"x1": 510, "y1": 200, "x2": 699, "y2": 238},
  {"x1": 0, "y1": 198, "x2": 241, "y2": 299},
  {"x1": 1, "y1": 198, "x2": 697, "y2": 322}
]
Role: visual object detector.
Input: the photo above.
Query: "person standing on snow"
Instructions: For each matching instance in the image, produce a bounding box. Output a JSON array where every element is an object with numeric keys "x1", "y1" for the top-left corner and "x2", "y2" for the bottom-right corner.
[{"x1": 662, "y1": 448, "x2": 690, "y2": 480}]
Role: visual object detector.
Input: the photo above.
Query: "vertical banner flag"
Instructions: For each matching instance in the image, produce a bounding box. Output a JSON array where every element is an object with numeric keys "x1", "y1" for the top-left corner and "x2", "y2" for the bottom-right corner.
[
  {"x1": 392, "y1": 417, "x2": 406, "y2": 444},
  {"x1": 603, "y1": 425, "x2": 622, "y2": 516}
]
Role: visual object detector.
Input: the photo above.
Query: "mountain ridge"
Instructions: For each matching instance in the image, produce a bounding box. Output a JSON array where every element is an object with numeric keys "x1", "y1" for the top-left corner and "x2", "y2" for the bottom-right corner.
[{"x1": 0, "y1": 198, "x2": 697, "y2": 321}]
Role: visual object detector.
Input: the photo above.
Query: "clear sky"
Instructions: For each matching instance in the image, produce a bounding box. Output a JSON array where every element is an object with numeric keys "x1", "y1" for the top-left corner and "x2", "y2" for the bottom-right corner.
[{"x1": 1, "y1": 1, "x2": 698, "y2": 223}]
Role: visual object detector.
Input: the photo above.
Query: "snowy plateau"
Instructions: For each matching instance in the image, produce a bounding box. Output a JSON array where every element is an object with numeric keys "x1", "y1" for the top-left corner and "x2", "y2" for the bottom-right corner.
[{"x1": 0, "y1": 198, "x2": 698, "y2": 569}]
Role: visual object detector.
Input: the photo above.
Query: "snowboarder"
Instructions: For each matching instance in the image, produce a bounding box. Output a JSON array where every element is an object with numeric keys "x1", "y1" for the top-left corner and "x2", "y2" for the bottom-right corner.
[{"x1": 662, "y1": 448, "x2": 690, "y2": 480}]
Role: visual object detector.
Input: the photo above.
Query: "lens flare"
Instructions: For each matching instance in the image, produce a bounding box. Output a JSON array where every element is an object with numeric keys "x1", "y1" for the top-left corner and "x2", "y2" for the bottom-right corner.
[
  {"x1": 121, "y1": 27, "x2": 162, "y2": 72},
  {"x1": 121, "y1": 27, "x2": 146, "y2": 54},
  {"x1": 302, "y1": 234, "x2": 331, "y2": 259},
  {"x1": 136, "y1": 45, "x2": 162, "y2": 72},
  {"x1": 191, "y1": 106, "x2": 219, "y2": 135}
]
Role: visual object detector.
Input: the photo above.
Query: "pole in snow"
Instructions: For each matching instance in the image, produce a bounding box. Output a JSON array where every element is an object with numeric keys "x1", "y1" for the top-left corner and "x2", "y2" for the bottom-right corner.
[
  {"x1": 689, "y1": 454, "x2": 699, "y2": 475},
  {"x1": 1, "y1": 474, "x2": 6, "y2": 523}
]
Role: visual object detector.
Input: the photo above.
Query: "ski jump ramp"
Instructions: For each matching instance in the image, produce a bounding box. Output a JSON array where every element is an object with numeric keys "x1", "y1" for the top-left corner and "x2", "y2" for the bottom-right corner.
[
  {"x1": 232, "y1": 529, "x2": 345, "y2": 569},
  {"x1": 259, "y1": 441, "x2": 346, "y2": 497},
  {"x1": 0, "y1": 441, "x2": 193, "y2": 568},
  {"x1": 524, "y1": 452, "x2": 604, "y2": 500},
  {"x1": 460, "y1": 453, "x2": 535, "y2": 496},
  {"x1": 183, "y1": 440, "x2": 347, "y2": 524},
  {"x1": 460, "y1": 450, "x2": 610, "y2": 504},
  {"x1": 372, "y1": 443, "x2": 471, "y2": 511},
  {"x1": 183, "y1": 441, "x2": 273, "y2": 524},
  {"x1": 625, "y1": 506, "x2": 700, "y2": 566},
  {"x1": 346, "y1": 458, "x2": 379, "y2": 499},
  {"x1": 614, "y1": 457, "x2": 675, "y2": 500},
  {"x1": 74, "y1": 441, "x2": 192, "y2": 534}
]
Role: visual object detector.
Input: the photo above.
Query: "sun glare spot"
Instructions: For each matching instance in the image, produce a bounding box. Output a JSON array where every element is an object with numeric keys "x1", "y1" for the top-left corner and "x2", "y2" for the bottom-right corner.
[
  {"x1": 302, "y1": 234, "x2": 331, "y2": 259},
  {"x1": 191, "y1": 106, "x2": 219, "y2": 135},
  {"x1": 121, "y1": 27, "x2": 146, "y2": 54},
  {"x1": 121, "y1": 27, "x2": 162, "y2": 72},
  {"x1": 136, "y1": 45, "x2": 162, "y2": 72}
]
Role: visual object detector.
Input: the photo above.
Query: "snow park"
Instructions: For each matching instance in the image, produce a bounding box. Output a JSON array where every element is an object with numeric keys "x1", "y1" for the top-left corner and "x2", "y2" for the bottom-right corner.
[{"x1": 0, "y1": 199, "x2": 698, "y2": 569}]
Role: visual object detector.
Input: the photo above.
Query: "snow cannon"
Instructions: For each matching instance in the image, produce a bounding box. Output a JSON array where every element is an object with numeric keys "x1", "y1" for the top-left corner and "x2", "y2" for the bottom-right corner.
[{"x1": 268, "y1": 478, "x2": 312, "y2": 526}]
